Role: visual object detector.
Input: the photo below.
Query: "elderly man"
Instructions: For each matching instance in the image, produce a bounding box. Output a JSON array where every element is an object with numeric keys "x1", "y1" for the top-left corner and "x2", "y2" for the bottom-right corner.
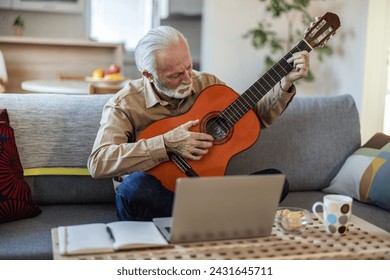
[{"x1": 88, "y1": 26, "x2": 310, "y2": 221}]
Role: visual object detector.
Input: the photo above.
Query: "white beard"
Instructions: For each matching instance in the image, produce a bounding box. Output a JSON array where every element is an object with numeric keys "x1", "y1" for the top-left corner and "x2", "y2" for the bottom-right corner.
[{"x1": 153, "y1": 78, "x2": 192, "y2": 99}]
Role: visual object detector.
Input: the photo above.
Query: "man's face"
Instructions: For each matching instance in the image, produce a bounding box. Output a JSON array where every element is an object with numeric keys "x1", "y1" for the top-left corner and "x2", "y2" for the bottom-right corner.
[{"x1": 153, "y1": 38, "x2": 193, "y2": 99}]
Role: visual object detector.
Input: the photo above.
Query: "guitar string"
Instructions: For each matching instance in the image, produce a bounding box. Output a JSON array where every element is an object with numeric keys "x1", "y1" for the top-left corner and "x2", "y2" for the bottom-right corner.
[
  {"x1": 221, "y1": 54, "x2": 292, "y2": 124},
  {"x1": 205, "y1": 40, "x2": 310, "y2": 137},
  {"x1": 225, "y1": 41, "x2": 310, "y2": 124},
  {"x1": 169, "y1": 153, "x2": 199, "y2": 176},
  {"x1": 169, "y1": 153, "x2": 190, "y2": 173},
  {"x1": 226, "y1": 19, "x2": 333, "y2": 122},
  {"x1": 244, "y1": 41, "x2": 312, "y2": 107},
  {"x1": 170, "y1": 153, "x2": 187, "y2": 169},
  {"x1": 207, "y1": 43, "x2": 299, "y2": 137},
  {"x1": 211, "y1": 43, "x2": 299, "y2": 131}
]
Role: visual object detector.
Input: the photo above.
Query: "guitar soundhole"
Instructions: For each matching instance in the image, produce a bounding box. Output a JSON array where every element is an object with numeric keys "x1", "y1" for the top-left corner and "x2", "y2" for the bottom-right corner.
[{"x1": 200, "y1": 112, "x2": 233, "y2": 145}]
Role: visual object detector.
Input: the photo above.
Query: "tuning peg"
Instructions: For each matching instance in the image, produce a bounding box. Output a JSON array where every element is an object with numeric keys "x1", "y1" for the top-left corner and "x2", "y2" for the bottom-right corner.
[
  {"x1": 315, "y1": 16, "x2": 320, "y2": 22},
  {"x1": 310, "y1": 22, "x2": 315, "y2": 27},
  {"x1": 304, "y1": 27, "x2": 310, "y2": 34}
]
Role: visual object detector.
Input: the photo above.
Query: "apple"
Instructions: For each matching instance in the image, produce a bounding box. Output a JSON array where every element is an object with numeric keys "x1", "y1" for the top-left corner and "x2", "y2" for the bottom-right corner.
[
  {"x1": 109, "y1": 64, "x2": 121, "y2": 73},
  {"x1": 103, "y1": 64, "x2": 121, "y2": 76}
]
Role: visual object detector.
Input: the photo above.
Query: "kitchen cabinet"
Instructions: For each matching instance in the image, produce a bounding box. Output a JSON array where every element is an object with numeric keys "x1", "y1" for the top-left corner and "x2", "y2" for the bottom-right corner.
[{"x1": 0, "y1": 36, "x2": 123, "y2": 93}]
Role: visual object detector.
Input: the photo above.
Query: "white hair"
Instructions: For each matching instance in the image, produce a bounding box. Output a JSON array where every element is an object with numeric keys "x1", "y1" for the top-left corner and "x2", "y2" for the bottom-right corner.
[{"x1": 134, "y1": 26, "x2": 189, "y2": 75}]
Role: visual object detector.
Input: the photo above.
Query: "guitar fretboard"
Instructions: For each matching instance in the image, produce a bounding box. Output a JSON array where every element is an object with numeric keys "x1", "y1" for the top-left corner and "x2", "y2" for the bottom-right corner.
[{"x1": 221, "y1": 40, "x2": 312, "y2": 128}]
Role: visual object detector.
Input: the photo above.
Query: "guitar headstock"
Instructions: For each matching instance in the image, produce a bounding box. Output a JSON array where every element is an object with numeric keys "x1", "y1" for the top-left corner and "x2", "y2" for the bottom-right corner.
[{"x1": 304, "y1": 12, "x2": 340, "y2": 49}]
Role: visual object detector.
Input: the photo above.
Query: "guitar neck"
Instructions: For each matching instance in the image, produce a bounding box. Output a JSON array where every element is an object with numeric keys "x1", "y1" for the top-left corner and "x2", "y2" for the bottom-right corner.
[{"x1": 221, "y1": 39, "x2": 312, "y2": 127}]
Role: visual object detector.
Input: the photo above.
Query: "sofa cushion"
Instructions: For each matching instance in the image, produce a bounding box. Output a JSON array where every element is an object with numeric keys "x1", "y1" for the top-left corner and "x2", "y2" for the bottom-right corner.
[
  {"x1": 25, "y1": 175, "x2": 115, "y2": 205},
  {"x1": 0, "y1": 94, "x2": 112, "y2": 172},
  {"x1": 0, "y1": 94, "x2": 114, "y2": 204},
  {"x1": 0, "y1": 203, "x2": 117, "y2": 259},
  {"x1": 226, "y1": 94, "x2": 361, "y2": 191},
  {"x1": 0, "y1": 109, "x2": 41, "y2": 223},
  {"x1": 323, "y1": 143, "x2": 390, "y2": 211}
]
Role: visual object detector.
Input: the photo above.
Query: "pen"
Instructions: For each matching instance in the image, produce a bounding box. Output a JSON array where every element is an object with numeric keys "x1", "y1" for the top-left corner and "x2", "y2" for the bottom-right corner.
[{"x1": 106, "y1": 226, "x2": 115, "y2": 242}]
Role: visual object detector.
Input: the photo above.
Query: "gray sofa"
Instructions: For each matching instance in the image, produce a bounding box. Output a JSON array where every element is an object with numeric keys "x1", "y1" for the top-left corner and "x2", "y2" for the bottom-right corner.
[{"x1": 0, "y1": 93, "x2": 388, "y2": 260}]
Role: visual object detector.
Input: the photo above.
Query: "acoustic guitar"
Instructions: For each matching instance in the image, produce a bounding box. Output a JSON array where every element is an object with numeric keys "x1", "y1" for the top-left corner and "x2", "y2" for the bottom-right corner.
[{"x1": 137, "y1": 12, "x2": 341, "y2": 191}]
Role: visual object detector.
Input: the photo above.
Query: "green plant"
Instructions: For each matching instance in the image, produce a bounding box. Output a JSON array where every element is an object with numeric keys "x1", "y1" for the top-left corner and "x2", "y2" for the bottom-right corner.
[
  {"x1": 244, "y1": 0, "x2": 333, "y2": 81},
  {"x1": 13, "y1": 15, "x2": 25, "y2": 30}
]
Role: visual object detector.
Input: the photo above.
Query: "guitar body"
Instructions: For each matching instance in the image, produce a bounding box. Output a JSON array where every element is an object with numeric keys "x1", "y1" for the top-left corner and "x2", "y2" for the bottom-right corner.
[{"x1": 137, "y1": 85, "x2": 261, "y2": 191}]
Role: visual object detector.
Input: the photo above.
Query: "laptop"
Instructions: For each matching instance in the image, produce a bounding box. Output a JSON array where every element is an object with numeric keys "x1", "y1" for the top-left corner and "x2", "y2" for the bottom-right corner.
[{"x1": 153, "y1": 174, "x2": 284, "y2": 243}]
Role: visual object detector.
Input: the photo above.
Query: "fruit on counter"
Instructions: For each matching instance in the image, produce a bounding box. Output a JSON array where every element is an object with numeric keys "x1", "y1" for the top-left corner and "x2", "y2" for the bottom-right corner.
[
  {"x1": 110, "y1": 64, "x2": 121, "y2": 73},
  {"x1": 91, "y1": 64, "x2": 122, "y2": 80},
  {"x1": 103, "y1": 73, "x2": 125, "y2": 81},
  {"x1": 104, "y1": 64, "x2": 121, "y2": 76},
  {"x1": 92, "y1": 68, "x2": 104, "y2": 79}
]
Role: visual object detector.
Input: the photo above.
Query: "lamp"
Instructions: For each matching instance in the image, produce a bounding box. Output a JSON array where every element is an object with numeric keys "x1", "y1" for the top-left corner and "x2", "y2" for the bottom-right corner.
[{"x1": 0, "y1": 50, "x2": 8, "y2": 93}]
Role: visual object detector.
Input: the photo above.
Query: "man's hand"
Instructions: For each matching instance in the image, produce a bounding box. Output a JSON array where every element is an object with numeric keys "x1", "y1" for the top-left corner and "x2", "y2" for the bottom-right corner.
[
  {"x1": 280, "y1": 51, "x2": 310, "y2": 91},
  {"x1": 163, "y1": 119, "x2": 214, "y2": 160}
]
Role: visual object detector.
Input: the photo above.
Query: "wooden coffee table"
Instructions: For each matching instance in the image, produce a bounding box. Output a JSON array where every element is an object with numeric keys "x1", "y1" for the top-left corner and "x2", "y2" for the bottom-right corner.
[{"x1": 51, "y1": 215, "x2": 390, "y2": 260}]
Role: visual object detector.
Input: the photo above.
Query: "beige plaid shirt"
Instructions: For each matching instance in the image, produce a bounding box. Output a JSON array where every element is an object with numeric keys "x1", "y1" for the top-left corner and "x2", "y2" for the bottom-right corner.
[{"x1": 87, "y1": 70, "x2": 295, "y2": 180}]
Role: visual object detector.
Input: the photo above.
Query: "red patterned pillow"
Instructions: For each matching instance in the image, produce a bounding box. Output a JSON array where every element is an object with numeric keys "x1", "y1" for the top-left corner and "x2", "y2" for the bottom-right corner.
[{"x1": 0, "y1": 109, "x2": 41, "y2": 223}]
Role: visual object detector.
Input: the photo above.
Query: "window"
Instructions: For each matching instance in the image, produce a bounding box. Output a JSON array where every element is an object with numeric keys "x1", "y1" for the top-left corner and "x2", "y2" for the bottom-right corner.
[{"x1": 89, "y1": 0, "x2": 154, "y2": 51}]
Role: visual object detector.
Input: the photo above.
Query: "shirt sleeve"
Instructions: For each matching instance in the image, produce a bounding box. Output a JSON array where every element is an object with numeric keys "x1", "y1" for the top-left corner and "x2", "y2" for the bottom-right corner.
[
  {"x1": 254, "y1": 82, "x2": 296, "y2": 128},
  {"x1": 87, "y1": 101, "x2": 169, "y2": 179}
]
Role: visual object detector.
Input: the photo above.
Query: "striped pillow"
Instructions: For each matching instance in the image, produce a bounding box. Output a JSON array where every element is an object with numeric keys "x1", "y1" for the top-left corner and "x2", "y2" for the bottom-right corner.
[
  {"x1": 324, "y1": 139, "x2": 390, "y2": 211},
  {"x1": 0, "y1": 109, "x2": 41, "y2": 223}
]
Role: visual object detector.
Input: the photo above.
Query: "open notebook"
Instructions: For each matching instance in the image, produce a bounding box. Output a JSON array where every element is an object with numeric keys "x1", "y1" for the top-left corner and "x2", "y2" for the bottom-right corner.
[{"x1": 57, "y1": 221, "x2": 168, "y2": 256}]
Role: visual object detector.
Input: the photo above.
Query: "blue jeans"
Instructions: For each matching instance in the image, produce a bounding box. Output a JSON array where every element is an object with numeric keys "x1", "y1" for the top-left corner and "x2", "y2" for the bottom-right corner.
[{"x1": 115, "y1": 169, "x2": 289, "y2": 221}]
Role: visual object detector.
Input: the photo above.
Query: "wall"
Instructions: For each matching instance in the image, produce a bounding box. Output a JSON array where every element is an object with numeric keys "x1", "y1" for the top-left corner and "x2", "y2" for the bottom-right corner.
[
  {"x1": 201, "y1": 0, "x2": 368, "y2": 115},
  {"x1": 360, "y1": 0, "x2": 390, "y2": 142}
]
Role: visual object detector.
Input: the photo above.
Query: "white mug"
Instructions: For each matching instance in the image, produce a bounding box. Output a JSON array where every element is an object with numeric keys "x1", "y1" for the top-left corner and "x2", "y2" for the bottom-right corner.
[{"x1": 312, "y1": 194, "x2": 353, "y2": 235}]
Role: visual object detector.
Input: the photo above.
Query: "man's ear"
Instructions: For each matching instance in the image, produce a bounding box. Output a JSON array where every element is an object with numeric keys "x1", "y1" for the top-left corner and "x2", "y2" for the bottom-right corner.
[{"x1": 142, "y1": 71, "x2": 154, "y2": 83}]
